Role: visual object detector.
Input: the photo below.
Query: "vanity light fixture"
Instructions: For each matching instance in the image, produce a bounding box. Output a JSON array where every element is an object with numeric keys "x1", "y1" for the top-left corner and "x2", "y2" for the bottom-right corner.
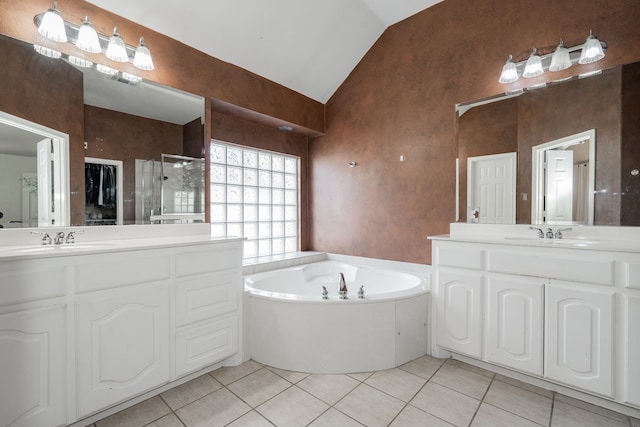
[
  {"x1": 37, "y1": 1, "x2": 67, "y2": 43},
  {"x1": 76, "y1": 16, "x2": 101, "y2": 53},
  {"x1": 33, "y1": 10, "x2": 155, "y2": 71},
  {"x1": 105, "y1": 27, "x2": 129, "y2": 62},
  {"x1": 499, "y1": 30, "x2": 607, "y2": 84}
]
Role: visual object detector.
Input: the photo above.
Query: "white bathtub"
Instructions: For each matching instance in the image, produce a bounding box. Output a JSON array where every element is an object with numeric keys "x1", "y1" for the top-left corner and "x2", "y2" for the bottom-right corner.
[{"x1": 245, "y1": 260, "x2": 430, "y2": 374}]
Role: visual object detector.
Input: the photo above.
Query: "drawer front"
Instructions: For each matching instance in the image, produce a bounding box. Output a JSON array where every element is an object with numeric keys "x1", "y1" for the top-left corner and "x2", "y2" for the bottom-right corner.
[
  {"x1": 175, "y1": 315, "x2": 238, "y2": 378},
  {"x1": 0, "y1": 260, "x2": 67, "y2": 306},
  {"x1": 175, "y1": 270, "x2": 240, "y2": 327},
  {"x1": 489, "y1": 251, "x2": 614, "y2": 286},
  {"x1": 435, "y1": 244, "x2": 483, "y2": 270},
  {"x1": 175, "y1": 242, "x2": 242, "y2": 277},
  {"x1": 75, "y1": 250, "x2": 171, "y2": 293}
]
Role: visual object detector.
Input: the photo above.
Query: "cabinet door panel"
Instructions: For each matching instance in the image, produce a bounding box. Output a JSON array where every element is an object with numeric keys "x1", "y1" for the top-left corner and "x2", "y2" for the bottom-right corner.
[
  {"x1": 0, "y1": 306, "x2": 66, "y2": 427},
  {"x1": 486, "y1": 276, "x2": 543, "y2": 375},
  {"x1": 546, "y1": 284, "x2": 614, "y2": 397},
  {"x1": 436, "y1": 270, "x2": 482, "y2": 358},
  {"x1": 625, "y1": 295, "x2": 640, "y2": 406},
  {"x1": 76, "y1": 284, "x2": 170, "y2": 417}
]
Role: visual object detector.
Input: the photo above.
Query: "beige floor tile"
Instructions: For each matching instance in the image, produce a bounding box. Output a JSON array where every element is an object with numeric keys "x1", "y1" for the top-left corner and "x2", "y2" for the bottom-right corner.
[
  {"x1": 555, "y1": 393, "x2": 630, "y2": 424},
  {"x1": 209, "y1": 360, "x2": 263, "y2": 386},
  {"x1": 308, "y1": 408, "x2": 365, "y2": 427},
  {"x1": 365, "y1": 368, "x2": 427, "y2": 402},
  {"x1": 347, "y1": 371, "x2": 373, "y2": 382},
  {"x1": 399, "y1": 354, "x2": 445, "y2": 379},
  {"x1": 335, "y1": 383, "x2": 405, "y2": 427},
  {"x1": 472, "y1": 403, "x2": 542, "y2": 427},
  {"x1": 227, "y1": 368, "x2": 291, "y2": 407},
  {"x1": 96, "y1": 396, "x2": 171, "y2": 427},
  {"x1": 298, "y1": 373, "x2": 360, "y2": 405},
  {"x1": 146, "y1": 413, "x2": 185, "y2": 427},
  {"x1": 494, "y1": 374, "x2": 553, "y2": 399},
  {"x1": 484, "y1": 379, "x2": 552, "y2": 425},
  {"x1": 257, "y1": 386, "x2": 329, "y2": 427},
  {"x1": 175, "y1": 388, "x2": 251, "y2": 427},
  {"x1": 390, "y1": 405, "x2": 454, "y2": 427},
  {"x1": 446, "y1": 359, "x2": 495, "y2": 378},
  {"x1": 431, "y1": 362, "x2": 492, "y2": 399},
  {"x1": 551, "y1": 401, "x2": 629, "y2": 427},
  {"x1": 410, "y1": 382, "x2": 480, "y2": 427},
  {"x1": 266, "y1": 366, "x2": 310, "y2": 384},
  {"x1": 161, "y1": 374, "x2": 222, "y2": 410},
  {"x1": 225, "y1": 410, "x2": 275, "y2": 427}
]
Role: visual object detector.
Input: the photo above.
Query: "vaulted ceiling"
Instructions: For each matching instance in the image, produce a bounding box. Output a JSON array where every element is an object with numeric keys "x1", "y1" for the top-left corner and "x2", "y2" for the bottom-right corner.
[{"x1": 86, "y1": 0, "x2": 443, "y2": 103}]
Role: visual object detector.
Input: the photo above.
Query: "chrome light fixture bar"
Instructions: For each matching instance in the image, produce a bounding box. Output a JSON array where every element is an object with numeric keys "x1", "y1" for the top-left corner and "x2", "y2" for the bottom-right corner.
[
  {"x1": 499, "y1": 31, "x2": 607, "y2": 84},
  {"x1": 34, "y1": 7, "x2": 155, "y2": 71}
]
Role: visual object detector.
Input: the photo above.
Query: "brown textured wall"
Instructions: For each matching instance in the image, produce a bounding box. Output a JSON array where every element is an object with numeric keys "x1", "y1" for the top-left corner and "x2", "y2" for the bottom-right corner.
[
  {"x1": 0, "y1": 34, "x2": 85, "y2": 225},
  {"x1": 84, "y1": 106, "x2": 183, "y2": 223},
  {"x1": 621, "y1": 61, "x2": 640, "y2": 225},
  {"x1": 211, "y1": 111, "x2": 310, "y2": 250},
  {"x1": 311, "y1": 0, "x2": 640, "y2": 263}
]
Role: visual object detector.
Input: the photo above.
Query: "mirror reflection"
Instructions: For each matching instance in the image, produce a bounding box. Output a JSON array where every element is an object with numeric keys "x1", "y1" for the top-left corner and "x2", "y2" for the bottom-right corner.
[
  {"x1": 456, "y1": 61, "x2": 640, "y2": 226},
  {"x1": 0, "y1": 34, "x2": 205, "y2": 229}
]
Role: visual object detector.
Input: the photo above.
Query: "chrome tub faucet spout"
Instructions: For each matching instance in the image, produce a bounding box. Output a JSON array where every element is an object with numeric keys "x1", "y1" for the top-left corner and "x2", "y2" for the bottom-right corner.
[{"x1": 338, "y1": 273, "x2": 348, "y2": 299}]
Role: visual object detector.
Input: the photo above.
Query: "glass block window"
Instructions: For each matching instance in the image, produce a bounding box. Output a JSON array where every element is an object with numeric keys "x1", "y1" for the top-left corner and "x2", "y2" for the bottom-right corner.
[{"x1": 210, "y1": 140, "x2": 299, "y2": 258}]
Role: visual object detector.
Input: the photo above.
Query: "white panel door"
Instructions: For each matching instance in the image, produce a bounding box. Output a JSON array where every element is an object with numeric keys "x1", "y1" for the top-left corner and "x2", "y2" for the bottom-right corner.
[
  {"x1": 76, "y1": 284, "x2": 170, "y2": 417},
  {"x1": 546, "y1": 150, "x2": 574, "y2": 223},
  {"x1": 546, "y1": 284, "x2": 614, "y2": 396},
  {"x1": 436, "y1": 270, "x2": 483, "y2": 358},
  {"x1": 0, "y1": 306, "x2": 66, "y2": 427},
  {"x1": 468, "y1": 153, "x2": 516, "y2": 224},
  {"x1": 486, "y1": 276, "x2": 544, "y2": 375},
  {"x1": 625, "y1": 295, "x2": 640, "y2": 406}
]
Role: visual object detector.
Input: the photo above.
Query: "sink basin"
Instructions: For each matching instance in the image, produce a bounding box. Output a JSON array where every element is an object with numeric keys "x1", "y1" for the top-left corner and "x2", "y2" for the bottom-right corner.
[
  {"x1": 504, "y1": 237, "x2": 600, "y2": 246},
  {"x1": 0, "y1": 242, "x2": 118, "y2": 255}
]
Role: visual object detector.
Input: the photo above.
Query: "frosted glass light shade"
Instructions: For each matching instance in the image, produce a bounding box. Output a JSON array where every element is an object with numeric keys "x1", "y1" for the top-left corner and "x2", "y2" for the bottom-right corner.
[
  {"x1": 105, "y1": 27, "x2": 129, "y2": 62},
  {"x1": 579, "y1": 31, "x2": 605, "y2": 64},
  {"x1": 498, "y1": 54, "x2": 519, "y2": 84},
  {"x1": 96, "y1": 64, "x2": 118, "y2": 76},
  {"x1": 133, "y1": 37, "x2": 154, "y2": 70},
  {"x1": 33, "y1": 44, "x2": 62, "y2": 59},
  {"x1": 37, "y1": 2, "x2": 67, "y2": 43},
  {"x1": 549, "y1": 39, "x2": 572, "y2": 72},
  {"x1": 68, "y1": 55, "x2": 93, "y2": 68},
  {"x1": 76, "y1": 16, "x2": 101, "y2": 53},
  {"x1": 522, "y1": 48, "x2": 543, "y2": 78}
]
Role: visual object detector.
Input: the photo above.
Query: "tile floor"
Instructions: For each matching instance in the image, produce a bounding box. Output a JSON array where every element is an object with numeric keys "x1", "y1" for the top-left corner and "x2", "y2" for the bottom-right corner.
[{"x1": 90, "y1": 356, "x2": 639, "y2": 427}]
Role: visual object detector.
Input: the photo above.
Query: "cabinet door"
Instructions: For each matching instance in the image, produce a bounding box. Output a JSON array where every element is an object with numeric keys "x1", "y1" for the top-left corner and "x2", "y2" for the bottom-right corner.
[
  {"x1": 435, "y1": 270, "x2": 483, "y2": 358},
  {"x1": 486, "y1": 276, "x2": 544, "y2": 375},
  {"x1": 0, "y1": 306, "x2": 66, "y2": 427},
  {"x1": 546, "y1": 284, "x2": 614, "y2": 396},
  {"x1": 76, "y1": 284, "x2": 170, "y2": 417},
  {"x1": 625, "y1": 295, "x2": 640, "y2": 406}
]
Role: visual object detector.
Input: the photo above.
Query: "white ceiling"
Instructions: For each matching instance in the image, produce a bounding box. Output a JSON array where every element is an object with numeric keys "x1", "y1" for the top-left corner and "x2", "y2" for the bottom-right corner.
[{"x1": 86, "y1": 0, "x2": 443, "y2": 103}]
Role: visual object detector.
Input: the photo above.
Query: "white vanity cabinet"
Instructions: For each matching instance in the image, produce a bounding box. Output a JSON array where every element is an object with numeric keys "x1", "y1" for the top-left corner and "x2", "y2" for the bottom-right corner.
[
  {"x1": 545, "y1": 283, "x2": 614, "y2": 396},
  {"x1": 0, "y1": 236, "x2": 243, "y2": 426},
  {"x1": 431, "y1": 236, "x2": 640, "y2": 414}
]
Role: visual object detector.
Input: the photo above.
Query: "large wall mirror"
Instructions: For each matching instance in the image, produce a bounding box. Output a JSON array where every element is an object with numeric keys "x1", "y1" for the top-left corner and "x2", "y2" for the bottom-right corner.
[
  {"x1": 0, "y1": 34, "x2": 205, "y2": 229},
  {"x1": 456, "y1": 61, "x2": 640, "y2": 226}
]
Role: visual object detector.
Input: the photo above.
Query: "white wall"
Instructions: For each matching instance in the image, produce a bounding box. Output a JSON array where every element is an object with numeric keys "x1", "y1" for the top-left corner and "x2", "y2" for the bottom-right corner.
[{"x1": 0, "y1": 153, "x2": 36, "y2": 227}]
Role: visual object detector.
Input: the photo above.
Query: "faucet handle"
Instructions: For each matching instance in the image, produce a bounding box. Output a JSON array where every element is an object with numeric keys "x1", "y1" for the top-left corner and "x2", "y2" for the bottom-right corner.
[
  {"x1": 528, "y1": 226, "x2": 544, "y2": 239},
  {"x1": 31, "y1": 231, "x2": 52, "y2": 245},
  {"x1": 65, "y1": 229, "x2": 85, "y2": 244},
  {"x1": 554, "y1": 227, "x2": 572, "y2": 239}
]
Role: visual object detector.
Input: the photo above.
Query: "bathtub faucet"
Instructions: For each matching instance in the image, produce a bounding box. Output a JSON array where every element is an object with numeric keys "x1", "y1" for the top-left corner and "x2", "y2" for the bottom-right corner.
[{"x1": 338, "y1": 273, "x2": 348, "y2": 299}]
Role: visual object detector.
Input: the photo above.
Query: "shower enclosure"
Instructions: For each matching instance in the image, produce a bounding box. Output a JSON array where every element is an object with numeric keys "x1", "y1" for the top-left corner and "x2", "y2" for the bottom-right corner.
[{"x1": 136, "y1": 154, "x2": 205, "y2": 224}]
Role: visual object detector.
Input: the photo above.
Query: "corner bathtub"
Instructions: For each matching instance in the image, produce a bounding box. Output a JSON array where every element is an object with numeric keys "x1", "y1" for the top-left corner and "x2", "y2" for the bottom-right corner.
[{"x1": 245, "y1": 260, "x2": 430, "y2": 374}]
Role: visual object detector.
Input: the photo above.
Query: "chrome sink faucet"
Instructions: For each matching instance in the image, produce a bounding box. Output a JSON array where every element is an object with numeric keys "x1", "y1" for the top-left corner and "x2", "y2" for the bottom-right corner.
[
  {"x1": 546, "y1": 228, "x2": 554, "y2": 239},
  {"x1": 53, "y1": 231, "x2": 65, "y2": 245},
  {"x1": 529, "y1": 226, "x2": 544, "y2": 239}
]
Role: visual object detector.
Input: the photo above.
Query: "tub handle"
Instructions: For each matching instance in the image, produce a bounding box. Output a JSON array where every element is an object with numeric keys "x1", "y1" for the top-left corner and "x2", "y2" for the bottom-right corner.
[
  {"x1": 358, "y1": 285, "x2": 365, "y2": 299},
  {"x1": 322, "y1": 286, "x2": 328, "y2": 300}
]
